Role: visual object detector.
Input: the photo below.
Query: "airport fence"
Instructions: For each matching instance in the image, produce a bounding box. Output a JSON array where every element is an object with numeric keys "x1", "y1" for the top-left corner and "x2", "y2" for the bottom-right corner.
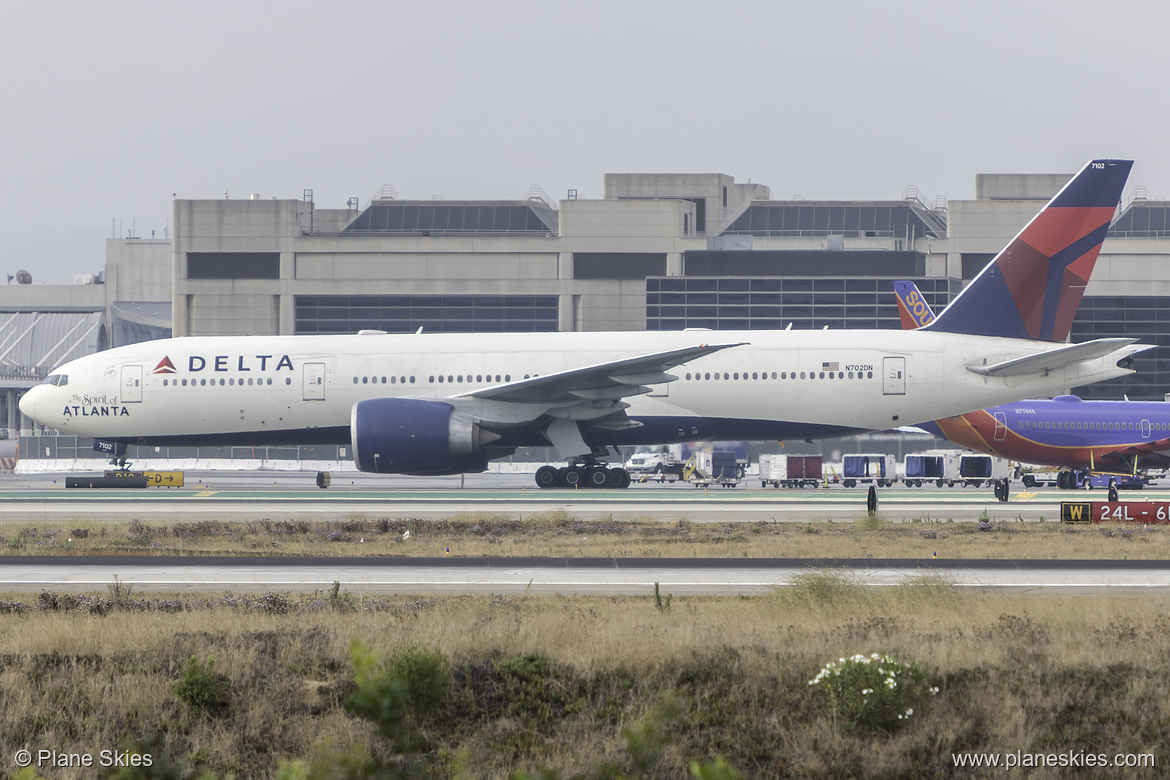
[{"x1": 16, "y1": 435, "x2": 354, "y2": 473}]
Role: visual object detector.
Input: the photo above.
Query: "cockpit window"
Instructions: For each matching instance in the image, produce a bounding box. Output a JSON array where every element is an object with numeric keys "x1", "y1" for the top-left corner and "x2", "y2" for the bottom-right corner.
[{"x1": 41, "y1": 374, "x2": 68, "y2": 387}]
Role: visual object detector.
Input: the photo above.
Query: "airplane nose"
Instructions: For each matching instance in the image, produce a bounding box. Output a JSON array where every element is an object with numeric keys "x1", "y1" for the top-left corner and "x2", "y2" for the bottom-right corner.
[{"x1": 18, "y1": 388, "x2": 36, "y2": 421}]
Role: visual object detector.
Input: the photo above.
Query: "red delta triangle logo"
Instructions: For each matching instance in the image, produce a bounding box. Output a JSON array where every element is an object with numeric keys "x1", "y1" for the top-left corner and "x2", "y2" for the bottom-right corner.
[{"x1": 152, "y1": 356, "x2": 177, "y2": 374}]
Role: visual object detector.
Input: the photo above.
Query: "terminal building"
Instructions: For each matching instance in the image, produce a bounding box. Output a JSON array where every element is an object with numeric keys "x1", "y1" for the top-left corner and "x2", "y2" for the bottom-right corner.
[{"x1": 4, "y1": 166, "x2": 1170, "y2": 443}]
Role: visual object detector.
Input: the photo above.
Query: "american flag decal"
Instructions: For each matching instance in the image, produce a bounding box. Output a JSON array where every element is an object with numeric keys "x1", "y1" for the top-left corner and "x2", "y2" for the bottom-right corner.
[{"x1": 821, "y1": 361, "x2": 839, "y2": 372}]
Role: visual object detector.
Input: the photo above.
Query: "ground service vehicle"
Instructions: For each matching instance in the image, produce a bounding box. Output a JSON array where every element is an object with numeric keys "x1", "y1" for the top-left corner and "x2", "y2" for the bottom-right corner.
[
  {"x1": 625, "y1": 447, "x2": 688, "y2": 481},
  {"x1": 690, "y1": 450, "x2": 741, "y2": 488},
  {"x1": 1020, "y1": 468, "x2": 1154, "y2": 490}
]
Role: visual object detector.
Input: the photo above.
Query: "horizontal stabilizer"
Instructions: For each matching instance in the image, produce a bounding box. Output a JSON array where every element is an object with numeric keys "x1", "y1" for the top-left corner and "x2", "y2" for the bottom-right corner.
[{"x1": 967, "y1": 338, "x2": 1139, "y2": 377}]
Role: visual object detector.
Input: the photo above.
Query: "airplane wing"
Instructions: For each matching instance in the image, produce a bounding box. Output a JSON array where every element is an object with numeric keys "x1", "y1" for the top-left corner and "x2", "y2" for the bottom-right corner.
[
  {"x1": 441, "y1": 342, "x2": 746, "y2": 456},
  {"x1": 1095, "y1": 438, "x2": 1170, "y2": 469},
  {"x1": 967, "y1": 338, "x2": 1141, "y2": 377},
  {"x1": 463, "y1": 342, "x2": 745, "y2": 404}
]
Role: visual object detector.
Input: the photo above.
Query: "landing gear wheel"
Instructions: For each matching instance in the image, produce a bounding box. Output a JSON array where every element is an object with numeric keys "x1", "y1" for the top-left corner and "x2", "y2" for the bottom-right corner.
[
  {"x1": 563, "y1": 467, "x2": 584, "y2": 487},
  {"x1": 535, "y1": 466, "x2": 560, "y2": 489},
  {"x1": 588, "y1": 467, "x2": 610, "y2": 488},
  {"x1": 316, "y1": 471, "x2": 331, "y2": 489},
  {"x1": 608, "y1": 467, "x2": 631, "y2": 489}
]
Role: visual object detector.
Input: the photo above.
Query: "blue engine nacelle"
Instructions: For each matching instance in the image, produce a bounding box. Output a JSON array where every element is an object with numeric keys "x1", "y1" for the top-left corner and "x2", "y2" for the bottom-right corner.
[{"x1": 350, "y1": 398, "x2": 497, "y2": 475}]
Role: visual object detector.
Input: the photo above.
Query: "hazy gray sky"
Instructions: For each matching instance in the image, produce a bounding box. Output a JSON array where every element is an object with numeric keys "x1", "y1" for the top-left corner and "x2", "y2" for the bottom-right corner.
[{"x1": 4, "y1": 0, "x2": 1168, "y2": 283}]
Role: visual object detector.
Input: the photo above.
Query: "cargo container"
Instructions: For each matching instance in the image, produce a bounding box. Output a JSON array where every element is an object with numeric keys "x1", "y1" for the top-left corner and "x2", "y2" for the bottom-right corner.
[
  {"x1": 758, "y1": 454, "x2": 823, "y2": 488},
  {"x1": 901, "y1": 450, "x2": 960, "y2": 487},
  {"x1": 841, "y1": 453, "x2": 896, "y2": 487},
  {"x1": 957, "y1": 454, "x2": 1008, "y2": 487}
]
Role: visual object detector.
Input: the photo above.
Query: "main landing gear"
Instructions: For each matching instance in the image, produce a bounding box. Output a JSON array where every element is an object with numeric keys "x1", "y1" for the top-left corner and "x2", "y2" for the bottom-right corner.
[{"x1": 534, "y1": 460, "x2": 631, "y2": 489}]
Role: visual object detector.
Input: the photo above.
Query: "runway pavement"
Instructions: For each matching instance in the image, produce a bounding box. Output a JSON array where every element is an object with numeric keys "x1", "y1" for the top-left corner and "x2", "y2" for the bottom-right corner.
[{"x1": 3, "y1": 555, "x2": 1169, "y2": 595}]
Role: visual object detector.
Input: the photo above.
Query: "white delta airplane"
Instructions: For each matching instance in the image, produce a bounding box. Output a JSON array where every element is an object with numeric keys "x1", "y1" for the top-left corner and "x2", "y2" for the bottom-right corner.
[{"x1": 21, "y1": 159, "x2": 1144, "y2": 489}]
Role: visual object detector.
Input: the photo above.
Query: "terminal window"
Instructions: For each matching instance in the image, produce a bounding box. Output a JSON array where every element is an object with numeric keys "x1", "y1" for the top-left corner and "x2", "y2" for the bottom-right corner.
[
  {"x1": 295, "y1": 294, "x2": 559, "y2": 334},
  {"x1": 187, "y1": 252, "x2": 280, "y2": 279}
]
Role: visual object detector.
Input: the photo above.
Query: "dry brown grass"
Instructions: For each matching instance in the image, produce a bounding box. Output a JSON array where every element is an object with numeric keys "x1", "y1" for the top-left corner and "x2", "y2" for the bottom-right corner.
[
  {"x1": 2, "y1": 581, "x2": 1169, "y2": 777},
  {"x1": 1, "y1": 512, "x2": 1166, "y2": 560}
]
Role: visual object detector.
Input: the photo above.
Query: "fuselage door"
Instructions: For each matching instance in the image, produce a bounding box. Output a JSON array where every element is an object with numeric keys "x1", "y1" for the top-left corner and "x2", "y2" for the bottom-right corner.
[
  {"x1": 303, "y1": 362, "x2": 326, "y2": 401},
  {"x1": 882, "y1": 356, "x2": 906, "y2": 395},
  {"x1": 121, "y1": 365, "x2": 142, "y2": 403},
  {"x1": 1142, "y1": 418, "x2": 1152, "y2": 439},
  {"x1": 993, "y1": 411, "x2": 1008, "y2": 441}
]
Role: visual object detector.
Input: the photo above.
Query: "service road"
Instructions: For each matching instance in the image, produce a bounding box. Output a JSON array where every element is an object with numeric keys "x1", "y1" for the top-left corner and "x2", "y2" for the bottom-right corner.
[{"x1": 0, "y1": 470, "x2": 1156, "y2": 523}]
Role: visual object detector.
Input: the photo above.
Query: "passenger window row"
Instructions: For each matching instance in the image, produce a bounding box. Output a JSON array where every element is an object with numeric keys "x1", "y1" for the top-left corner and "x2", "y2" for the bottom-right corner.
[
  {"x1": 684, "y1": 370, "x2": 875, "y2": 381},
  {"x1": 162, "y1": 377, "x2": 283, "y2": 387},
  {"x1": 1018, "y1": 420, "x2": 1169, "y2": 432},
  {"x1": 428, "y1": 374, "x2": 510, "y2": 384},
  {"x1": 353, "y1": 376, "x2": 416, "y2": 385}
]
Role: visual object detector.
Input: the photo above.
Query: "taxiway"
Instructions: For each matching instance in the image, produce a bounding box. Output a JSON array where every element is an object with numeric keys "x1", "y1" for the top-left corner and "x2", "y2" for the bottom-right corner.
[{"x1": 0, "y1": 470, "x2": 1154, "y2": 523}]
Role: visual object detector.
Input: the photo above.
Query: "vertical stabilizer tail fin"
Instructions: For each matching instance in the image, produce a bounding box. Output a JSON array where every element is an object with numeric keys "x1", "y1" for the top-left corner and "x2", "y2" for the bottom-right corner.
[
  {"x1": 893, "y1": 280, "x2": 937, "y2": 329},
  {"x1": 923, "y1": 159, "x2": 1132, "y2": 341}
]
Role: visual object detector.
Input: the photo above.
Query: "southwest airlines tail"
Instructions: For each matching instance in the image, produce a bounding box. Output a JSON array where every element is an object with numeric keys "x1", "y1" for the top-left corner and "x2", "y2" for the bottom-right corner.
[
  {"x1": 923, "y1": 159, "x2": 1132, "y2": 342},
  {"x1": 893, "y1": 280, "x2": 936, "y2": 328}
]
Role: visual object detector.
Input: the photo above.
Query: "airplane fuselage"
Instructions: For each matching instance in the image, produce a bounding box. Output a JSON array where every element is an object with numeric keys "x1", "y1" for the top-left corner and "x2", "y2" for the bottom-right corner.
[
  {"x1": 20, "y1": 329, "x2": 1137, "y2": 454},
  {"x1": 934, "y1": 396, "x2": 1170, "y2": 471}
]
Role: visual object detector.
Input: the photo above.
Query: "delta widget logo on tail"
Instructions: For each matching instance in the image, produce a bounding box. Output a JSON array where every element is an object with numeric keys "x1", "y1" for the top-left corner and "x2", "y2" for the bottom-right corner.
[{"x1": 152, "y1": 356, "x2": 177, "y2": 374}]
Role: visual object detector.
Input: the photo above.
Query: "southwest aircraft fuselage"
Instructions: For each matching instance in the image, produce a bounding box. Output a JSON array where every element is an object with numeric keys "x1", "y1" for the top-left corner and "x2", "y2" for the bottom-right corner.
[
  {"x1": 934, "y1": 396, "x2": 1170, "y2": 472},
  {"x1": 20, "y1": 329, "x2": 1138, "y2": 452}
]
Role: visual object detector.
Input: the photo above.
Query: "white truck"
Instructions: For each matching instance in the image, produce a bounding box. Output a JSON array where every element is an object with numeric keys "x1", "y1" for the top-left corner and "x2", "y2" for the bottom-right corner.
[{"x1": 625, "y1": 446, "x2": 688, "y2": 482}]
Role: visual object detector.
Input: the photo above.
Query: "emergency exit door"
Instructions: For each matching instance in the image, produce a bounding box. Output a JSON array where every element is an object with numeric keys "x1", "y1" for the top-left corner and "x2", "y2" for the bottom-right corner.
[
  {"x1": 121, "y1": 365, "x2": 142, "y2": 403},
  {"x1": 882, "y1": 357, "x2": 906, "y2": 395},
  {"x1": 303, "y1": 362, "x2": 326, "y2": 401},
  {"x1": 993, "y1": 411, "x2": 1008, "y2": 441}
]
